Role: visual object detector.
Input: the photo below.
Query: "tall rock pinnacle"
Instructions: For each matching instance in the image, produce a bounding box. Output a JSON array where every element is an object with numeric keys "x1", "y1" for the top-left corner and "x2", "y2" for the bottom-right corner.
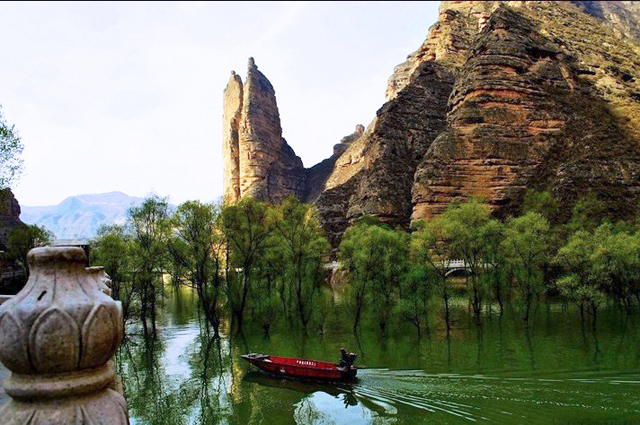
[
  {"x1": 221, "y1": 2, "x2": 640, "y2": 247},
  {"x1": 222, "y1": 58, "x2": 304, "y2": 204},
  {"x1": 222, "y1": 71, "x2": 243, "y2": 204}
]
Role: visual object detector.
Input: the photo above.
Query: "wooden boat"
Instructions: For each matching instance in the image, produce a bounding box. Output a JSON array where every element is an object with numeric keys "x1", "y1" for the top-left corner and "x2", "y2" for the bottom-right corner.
[{"x1": 241, "y1": 353, "x2": 358, "y2": 382}]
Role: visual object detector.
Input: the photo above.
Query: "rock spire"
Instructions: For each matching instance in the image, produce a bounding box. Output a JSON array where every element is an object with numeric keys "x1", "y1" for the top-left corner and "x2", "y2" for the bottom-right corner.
[
  {"x1": 222, "y1": 58, "x2": 304, "y2": 204},
  {"x1": 221, "y1": 1, "x2": 640, "y2": 246}
]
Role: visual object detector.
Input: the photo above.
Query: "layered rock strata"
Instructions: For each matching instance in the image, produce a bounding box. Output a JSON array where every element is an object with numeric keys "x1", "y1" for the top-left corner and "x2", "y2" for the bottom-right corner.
[
  {"x1": 223, "y1": 58, "x2": 304, "y2": 205},
  {"x1": 302, "y1": 125, "x2": 365, "y2": 205},
  {"x1": 316, "y1": 62, "x2": 455, "y2": 246},
  {"x1": 222, "y1": 1, "x2": 640, "y2": 246},
  {"x1": 411, "y1": 1, "x2": 640, "y2": 220}
]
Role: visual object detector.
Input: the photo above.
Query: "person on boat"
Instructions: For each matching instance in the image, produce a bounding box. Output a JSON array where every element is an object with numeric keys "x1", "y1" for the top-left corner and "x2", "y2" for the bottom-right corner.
[
  {"x1": 338, "y1": 348, "x2": 357, "y2": 369},
  {"x1": 339, "y1": 348, "x2": 348, "y2": 367}
]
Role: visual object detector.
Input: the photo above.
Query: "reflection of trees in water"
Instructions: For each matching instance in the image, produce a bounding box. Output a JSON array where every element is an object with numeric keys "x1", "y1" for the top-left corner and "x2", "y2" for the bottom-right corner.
[
  {"x1": 118, "y1": 334, "x2": 195, "y2": 425},
  {"x1": 117, "y1": 314, "x2": 235, "y2": 425},
  {"x1": 294, "y1": 396, "x2": 331, "y2": 424},
  {"x1": 189, "y1": 321, "x2": 233, "y2": 425},
  {"x1": 114, "y1": 289, "x2": 640, "y2": 424}
]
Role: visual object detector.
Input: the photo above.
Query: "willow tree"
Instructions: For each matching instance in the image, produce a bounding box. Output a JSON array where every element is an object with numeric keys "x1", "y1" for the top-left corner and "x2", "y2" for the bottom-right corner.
[
  {"x1": 339, "y1": 218, "x2": 407, "y2": 333},
  {"x1": 271, "y1": 196, "x2": 330, "y2": 332},
  {"x1": 555, "y1": 221, "x2": 640, "y2": 318},
  {"x1": 170, "y1": 201, "x2": 225, "y2": 337},
  {"x1": 221, "y1": 197, "x2": 272, "y2": 330},
  {"x1": 91, "y1": 224, "x2": 134, "y2": 322},
  {"x1": 395, "y1": 265, "x2": 433, "y2": 338},
  {"x1": 411, "y1": 218, "x2": 455, "y2": 332},
  {"x1": 6, "y1": 224, "x2": 54, "y2": 277},
  {"x1": 554, "y1": 228, "x2": 606, "y2": 329},
  {"x1": 502, "y1": 211, "x2": 550, "y2": 325},
  {"x1": 595, "y1": 227, "x2": 640, "y2": 309},
  {"x1": 127, "y1": 195, "x2": 171, "y2": 336},
  {"x1": 439, "y1": 198, "x2": 498, "y2": 324}
]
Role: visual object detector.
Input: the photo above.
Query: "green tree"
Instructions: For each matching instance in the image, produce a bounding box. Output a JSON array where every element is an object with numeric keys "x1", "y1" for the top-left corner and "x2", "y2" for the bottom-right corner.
[
  {"x1": 568, "y1": 192, "x2": 607, "y2": 232},
  {"x1": 588, "y1": 223, "x2": 640, "y2": 311},
  {"x1": 395, "y1": 265, "x2": 433, "y2": 338},
  {"x1": 127, "y1": 195, "x2": 171, "y2": 336},
  {"x1": 440, "y1": 198, "x2": 493, "y2": 324},
  {"x1": 522, "y1": 189, "x2": 561, "y2": 224},
  {"x1": 411, "y1": 217, "x2": 454, "y2": 332},
  {"x1": 339, "y1": 219, "x2": 407, "y2": 333},
  {"x1": 221, "y1": 197, "x2": 273, "y2": 330},
  {"x1": 253, "y1": 231, "x2": 287, "y2": 332},
  {"x1": 0, "y1": 106, "x2": 24, "y2": 189},
  {"x1": 91, "y1": 224, "x2": 134, "y2": 322},
  {"x1": 272, "y1": 197, "x2": 330, "y2": 332},
  {"x1": 480, "y1": 218, "x2": 507, "y2": 315},
  {"x1": 169, "y1": 201, "x2": 225, "y2": 337},
  {"x1": 502, "y1": 211, "x2": 551, "y2": 325},
  {"x1": 554, "y1": 228, "x2": 607, "y2": 328},
  {"x1": 6, "y1": 224, "x2": 54, "y2": 275}
]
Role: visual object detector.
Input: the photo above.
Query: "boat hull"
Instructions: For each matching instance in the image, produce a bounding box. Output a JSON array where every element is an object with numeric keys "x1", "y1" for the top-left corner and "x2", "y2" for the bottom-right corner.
[{"x1": 241, "y1": 353, "x2": 357, "y2": 382}]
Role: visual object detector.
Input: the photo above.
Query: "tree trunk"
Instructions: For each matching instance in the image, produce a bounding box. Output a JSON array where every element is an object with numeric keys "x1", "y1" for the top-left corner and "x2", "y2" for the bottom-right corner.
[
  {"x1": 523, "y1": 288, "x2": 532, "y2": 326},
  {"x1": 353, "y1": 298, "x2": 363, "y2": 333},
  {"x1": 473, "y1": 283, "x2": 482, "y2": 325},
  {"x1": 443, "y1": 284, "x2": 451, "y2": 332},
  {"x1": 495, "y1": 276, "x2": 504, "y2": 316}
]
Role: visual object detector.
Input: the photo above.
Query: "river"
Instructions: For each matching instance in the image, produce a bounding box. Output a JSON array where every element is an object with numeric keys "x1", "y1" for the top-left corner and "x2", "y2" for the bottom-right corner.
[{"x1": 116, "y1": 288, "x2": 640, "y2": 424}]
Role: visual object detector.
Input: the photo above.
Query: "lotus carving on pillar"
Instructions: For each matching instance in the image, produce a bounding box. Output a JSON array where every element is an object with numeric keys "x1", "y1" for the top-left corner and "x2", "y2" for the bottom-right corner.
[{"x1": 0, "y1": 246, "x2": 129, "y2": 424}]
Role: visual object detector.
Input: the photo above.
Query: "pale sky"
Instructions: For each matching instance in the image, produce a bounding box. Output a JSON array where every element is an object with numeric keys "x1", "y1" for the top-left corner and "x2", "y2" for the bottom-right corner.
[{"x1": 0, "y1": 1, "x2": 441, "y2": 207}]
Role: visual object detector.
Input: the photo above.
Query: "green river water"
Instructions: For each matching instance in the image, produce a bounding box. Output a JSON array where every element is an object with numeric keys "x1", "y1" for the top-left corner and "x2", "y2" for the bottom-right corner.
[{"x1": 115, "y1": 287, "x2": 640, "y2": 424}]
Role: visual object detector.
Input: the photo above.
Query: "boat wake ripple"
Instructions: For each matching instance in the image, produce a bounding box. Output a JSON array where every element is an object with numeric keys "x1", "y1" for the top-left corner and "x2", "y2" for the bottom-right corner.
[{"x1": 339, "y1": 368, "x2": 640, "y2": 424}]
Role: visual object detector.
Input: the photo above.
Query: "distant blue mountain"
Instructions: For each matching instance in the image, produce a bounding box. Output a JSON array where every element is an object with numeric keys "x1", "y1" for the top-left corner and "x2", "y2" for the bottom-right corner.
[{"x1": 20, "y1": 192, "x2": 145, "y2": 239}]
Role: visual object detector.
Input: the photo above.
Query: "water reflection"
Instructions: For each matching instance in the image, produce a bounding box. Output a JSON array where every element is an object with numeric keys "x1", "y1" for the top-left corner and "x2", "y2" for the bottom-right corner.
[
  {"x1": 117, "y1": 288, "x2": 640, "y2": 424},
  {"x1": 294, "y1": 391, "x2": 375, "y2": 425}
]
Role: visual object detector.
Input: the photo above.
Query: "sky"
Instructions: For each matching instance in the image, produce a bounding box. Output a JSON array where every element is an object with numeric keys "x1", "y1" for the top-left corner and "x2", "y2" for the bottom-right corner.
[{"x1": 0, "y1": 1, "x2": 441, "y2": 207}]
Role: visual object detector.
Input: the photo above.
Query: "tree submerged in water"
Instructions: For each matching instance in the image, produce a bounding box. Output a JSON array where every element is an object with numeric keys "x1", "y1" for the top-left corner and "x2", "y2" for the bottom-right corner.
[
  {"x1": 169, "y1": 200, "x2": 225, "y2": 337},
  {"x1": 89, "y1": 190, "x2": 640, "y2": 340},
  {"x1": 339, "y1": 217, "x2": 408, "y2": 334}
]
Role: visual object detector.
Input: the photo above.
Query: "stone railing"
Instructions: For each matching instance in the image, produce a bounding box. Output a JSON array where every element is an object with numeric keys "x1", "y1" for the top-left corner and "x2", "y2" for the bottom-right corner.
[{"x1": 0, "y1": 246, "x2": 129, "y2": 424}]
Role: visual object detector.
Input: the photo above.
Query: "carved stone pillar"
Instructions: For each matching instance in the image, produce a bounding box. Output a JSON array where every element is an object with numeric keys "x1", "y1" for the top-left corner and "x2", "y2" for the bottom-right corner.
[
  {"x1": 0, "y1": 247, "x2": 129, "y2": 424},
  {"x1": 86, "y1": 266, "x2": 113, "y2": 296}
]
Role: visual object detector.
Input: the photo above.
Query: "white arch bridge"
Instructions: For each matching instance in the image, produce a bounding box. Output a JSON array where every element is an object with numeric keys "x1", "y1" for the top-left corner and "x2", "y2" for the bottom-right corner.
[{"x1": 324, "y1": 259, "x2": 487, "y2": 277}]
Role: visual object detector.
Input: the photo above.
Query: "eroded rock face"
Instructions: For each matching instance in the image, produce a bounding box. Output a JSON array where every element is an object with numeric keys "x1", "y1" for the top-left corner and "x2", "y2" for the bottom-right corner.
[
  {"x1": 414, "y1": 5, "x2": 583, "y2": 218},
  {"x1": 316, "y1": 62, "x2": 455, "y2": 246},
  {"x1": 0, "y1": 189, "x2": 25, "y2": 251},
  {"x1": 222, "y1": 72, "x2": 243, "y2": 205},
  {"x1": 412, "y1": 1, "x2": 640, "y2": 221},
  {"x1": 302, "y1": 125, "x2": 364, "y2": 205},
  {"x1": 222, "y1": 58, "x2": 304, "y2": 205},
  {"x1": 385, "y1": 1, "x2": 495, "y2": 102},
  {"x1": 222, "y1": 1, "x2": 640, "y2": 246}
]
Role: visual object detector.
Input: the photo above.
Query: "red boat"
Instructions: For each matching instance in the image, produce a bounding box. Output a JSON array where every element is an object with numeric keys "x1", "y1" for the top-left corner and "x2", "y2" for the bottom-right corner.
[{"x1": 241, "y1": 352, "x2": 358, "y2": 382}]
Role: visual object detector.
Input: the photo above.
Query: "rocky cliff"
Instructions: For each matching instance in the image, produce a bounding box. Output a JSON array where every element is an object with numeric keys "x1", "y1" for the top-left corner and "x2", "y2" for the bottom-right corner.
[
  {"x1": 222, "y1": 58, "x2": 304, "y2": 205},
  {"x1": 222, "y1": 1, "x2": 640, "y2": 246},
  {"x1": 0, "y1": 189, "x2": 25, "y2": 251},
  {"x1": 414, "y1": 2, "x2": 640, "y2": 220}
]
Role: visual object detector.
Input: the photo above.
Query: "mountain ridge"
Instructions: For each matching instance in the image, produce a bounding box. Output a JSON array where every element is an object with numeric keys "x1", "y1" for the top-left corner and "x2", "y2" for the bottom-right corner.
[{"x1": 20, "y1": 191, "x2": 145, "y2": 239}]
